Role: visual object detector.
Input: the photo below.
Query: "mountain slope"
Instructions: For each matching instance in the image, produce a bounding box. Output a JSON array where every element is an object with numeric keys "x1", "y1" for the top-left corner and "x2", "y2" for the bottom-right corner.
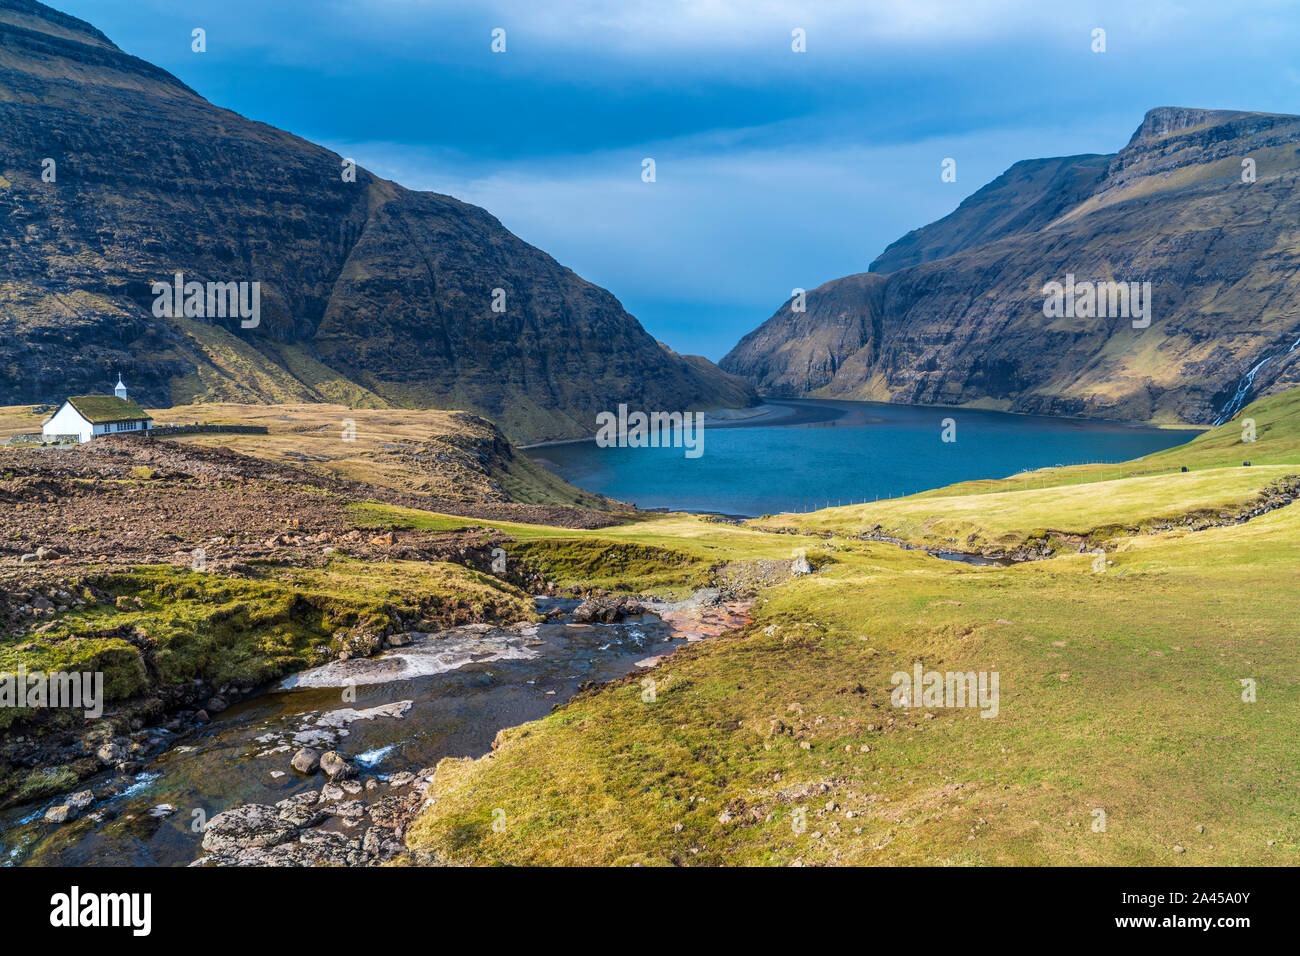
[
  {"x1": 869, "y1": 154, "x2": 1112, "y2": 274},
  {"x1": 0, "y1": 0, "x2": 755, "y2": 442},
  {"x1": 722, "y1": 107, "x2": 1300, "y2": 425}
]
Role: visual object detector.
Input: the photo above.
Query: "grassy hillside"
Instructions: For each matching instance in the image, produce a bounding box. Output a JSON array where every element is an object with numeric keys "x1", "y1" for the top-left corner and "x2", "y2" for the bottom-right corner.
[
  {"x1": 395, "y1": 387, "x2": 1300, "y2": 865},
  {"x1": 749, "y1": 391, "x2": 1300, "y2": 552},
  {"x1": 0, "y1": 402, "x2": 611, "y2": 510}
]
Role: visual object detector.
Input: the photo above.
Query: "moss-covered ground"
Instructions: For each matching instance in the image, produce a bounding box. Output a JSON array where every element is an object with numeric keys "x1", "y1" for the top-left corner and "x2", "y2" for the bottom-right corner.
[{"x1": 0, "y1": 559, "x2": 535, "y2": 804}]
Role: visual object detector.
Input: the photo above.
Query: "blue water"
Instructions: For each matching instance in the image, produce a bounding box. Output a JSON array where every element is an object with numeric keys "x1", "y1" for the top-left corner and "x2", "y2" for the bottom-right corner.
[{"x1": 528, "y1": 400, "x2": 1200, "y2": 516}]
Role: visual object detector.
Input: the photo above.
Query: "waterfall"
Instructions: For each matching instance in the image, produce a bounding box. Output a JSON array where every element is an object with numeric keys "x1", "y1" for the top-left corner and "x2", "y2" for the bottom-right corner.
[{"x1": 1212, "y1": 332, "x2": 1300, "y2": 425}]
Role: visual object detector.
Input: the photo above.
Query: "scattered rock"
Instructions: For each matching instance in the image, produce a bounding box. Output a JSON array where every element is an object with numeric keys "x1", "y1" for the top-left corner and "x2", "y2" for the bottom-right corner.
[
  {"x1": 201, "y1": 804, "x2": 304, "y2": 852},
  {"x1": 321, "y1": 783, "x2": 345, "y2": 801},
  {"x1": 95, "y1": 741, "x2": 126, "y2": 766},
  {"x1": 44, "y1": 804, "x2": 77, "y2": 824},
  {"x1": 290, "y1": 747, "x2": 321, "y2": 774},
  {"x1": 320, "y1": 750, "x2": 356, "y2": 780},
  {"x1": 573, "y1": 594, "x2": 646, "y2": 623}
]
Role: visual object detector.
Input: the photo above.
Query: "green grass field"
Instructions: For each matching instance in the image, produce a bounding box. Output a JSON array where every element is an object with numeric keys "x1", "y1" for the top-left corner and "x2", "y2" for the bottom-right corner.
[
  {"x1": 750, "y1": 389, "x2": 1300, "y2": 552},
  {"x1": 393, "y1": 391, "x2": 1300, "y2": 865}
]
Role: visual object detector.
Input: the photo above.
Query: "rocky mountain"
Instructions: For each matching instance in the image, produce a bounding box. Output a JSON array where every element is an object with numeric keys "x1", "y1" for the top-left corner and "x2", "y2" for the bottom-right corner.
[
  {"x1": 0, "y1": 0, "x2": 755, "y2": 443},
  {"x1": 722, "y1": 106, "x2": 1300, "y2": 425}
]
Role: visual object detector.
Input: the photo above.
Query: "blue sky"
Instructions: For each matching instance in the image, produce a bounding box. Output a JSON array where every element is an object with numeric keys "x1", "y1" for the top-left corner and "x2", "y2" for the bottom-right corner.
[{"x1": 59, "y1": 0, "x2": 1300, "y2": 360}]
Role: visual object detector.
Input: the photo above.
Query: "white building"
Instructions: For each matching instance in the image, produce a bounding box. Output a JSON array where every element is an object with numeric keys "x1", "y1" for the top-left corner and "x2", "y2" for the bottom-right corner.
[{"x1": 41, "y1": 376, "x2": 153, "y2": 444}]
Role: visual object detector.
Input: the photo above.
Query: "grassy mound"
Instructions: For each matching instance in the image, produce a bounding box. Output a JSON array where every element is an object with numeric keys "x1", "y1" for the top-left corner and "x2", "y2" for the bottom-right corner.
[{"x1": 507, "y1": 538, "x2": 707, "y2": 592}]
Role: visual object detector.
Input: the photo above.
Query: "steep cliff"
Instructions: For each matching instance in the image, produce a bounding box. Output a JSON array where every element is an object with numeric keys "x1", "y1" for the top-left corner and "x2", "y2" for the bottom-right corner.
[
  {"x1": 723, "y1": 107, "x2": 1300, "y2": 425},
  {"x1": 0, "y1": 0, "x2": 755, "y2": 442}
]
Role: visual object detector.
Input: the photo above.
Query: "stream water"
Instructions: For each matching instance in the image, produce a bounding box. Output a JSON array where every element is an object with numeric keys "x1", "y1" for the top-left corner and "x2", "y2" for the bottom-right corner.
[{"x1": 1, "y1": 598, "x2": 722, "y2": 867}]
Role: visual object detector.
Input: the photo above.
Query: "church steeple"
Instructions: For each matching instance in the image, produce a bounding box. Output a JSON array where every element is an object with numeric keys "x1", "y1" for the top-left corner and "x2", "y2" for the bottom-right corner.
[{"x1": 114, "y1": 374, "x2": 127, "y2": 400}]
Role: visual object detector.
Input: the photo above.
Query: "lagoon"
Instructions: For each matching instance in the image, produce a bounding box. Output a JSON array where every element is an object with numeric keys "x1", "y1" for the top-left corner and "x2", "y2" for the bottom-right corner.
[{"x1": 527, "y1": 399, "x2": 1200, "y2": 516}]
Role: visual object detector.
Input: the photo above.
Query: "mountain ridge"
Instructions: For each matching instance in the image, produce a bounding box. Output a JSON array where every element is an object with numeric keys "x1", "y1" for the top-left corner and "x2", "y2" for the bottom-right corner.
[
  {"x1": 722, "y1": 106, "x2": 1300, "y2": 425},
  {"x1": 0, "y1": 0, "x2": 755, "y2": 443}
]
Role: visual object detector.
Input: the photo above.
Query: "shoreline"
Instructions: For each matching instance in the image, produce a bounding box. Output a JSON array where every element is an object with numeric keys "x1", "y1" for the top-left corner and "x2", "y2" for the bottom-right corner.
[
  {"x1": 515, "y1": 399, "x2": 841, "y2": 449},
  {"x1": 522, "y1": 396, "x2": 1207, "y2": 519},
  {"x1": 517, "y1": 396, "x2": 1205, "y2": 450}
]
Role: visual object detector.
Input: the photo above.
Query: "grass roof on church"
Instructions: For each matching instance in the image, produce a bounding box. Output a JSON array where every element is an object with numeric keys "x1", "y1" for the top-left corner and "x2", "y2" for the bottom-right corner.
[{"x1": 66, "y1": 395, "x2": 151, "y2": 423}]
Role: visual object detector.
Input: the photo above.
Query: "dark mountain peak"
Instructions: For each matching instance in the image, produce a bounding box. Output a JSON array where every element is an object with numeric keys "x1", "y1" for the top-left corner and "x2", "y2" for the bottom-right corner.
[
  {"x1": 1, "y1": 0, "x2": 198, "y2": 98},
  {"x1": 868, "y1": 153, "x2": 1110, "y2": 273},
  {"x1": 0, "y1": 1, "x2": 754, "y2": 442},
  {"x1": 727, "y1": 105, "x2": 1300, "y2": 425},
  {"x1": 873, "y1": 106, "x2": 1300, "y2": 277},
  {"x1": 1130, "y1": 106, "x2": 1232, "y2": 142},
  {"x1": 1125, "y1": 106, "x2": 1294, "y2": 145},
  {"x1": 0, "y1": 0, "x2": 114, "y2": 48}
]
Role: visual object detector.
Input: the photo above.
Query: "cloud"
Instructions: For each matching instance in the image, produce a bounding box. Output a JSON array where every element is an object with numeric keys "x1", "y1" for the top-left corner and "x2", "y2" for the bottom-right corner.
[
  {"x1": 325, "y1": 111, "x2": 1131, "y2": 358},
  {"x1": 346, "y1": 0, "x2": 1272, "y2": 54},
  {"x1": 58, "y1": 0, "x2": 1300, "y2": 361}
]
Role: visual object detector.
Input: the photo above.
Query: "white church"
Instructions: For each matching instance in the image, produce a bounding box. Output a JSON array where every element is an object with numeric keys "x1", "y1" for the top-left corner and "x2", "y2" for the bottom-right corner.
[{"x1": 41, "y1": 376, "x2": 153, "y2": 444}]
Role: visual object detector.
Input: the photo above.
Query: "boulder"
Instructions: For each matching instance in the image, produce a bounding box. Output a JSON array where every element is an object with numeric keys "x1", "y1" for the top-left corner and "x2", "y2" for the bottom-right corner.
[
  {"x1": 201, "y1": 804, "x2": 302, "y2": 852},
  {"x1": 95, "y1": 741, "x2": 127, "y2": 766},
  {"x1": 290, "y1": 747, "x2": 321, "y2": 774},
  {"x1": 320, "y1": 750, "x2": 356, "y2": 780},
  {"x1": 320, "y1": 783, "x2": 345, "y2": 801},
  {"x1": 573, "y1": 594, "x2": 646, "y2": 623},
  {"x1": 44, "y1": 804, "x2": 77, "y2": 824},
  {"x1": 274, "y1": 792, "x2": 325, "y2": 828}
]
